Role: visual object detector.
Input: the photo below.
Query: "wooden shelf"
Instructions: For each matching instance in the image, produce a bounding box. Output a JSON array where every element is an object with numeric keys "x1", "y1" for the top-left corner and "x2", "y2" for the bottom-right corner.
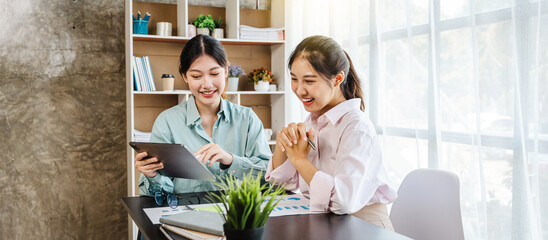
[
  {"x1": 133, "y1": 90, "x2": 285, "y2": 95},
  {"x1": 133, "y1": 34, "x2": 285, "y2": 45}
]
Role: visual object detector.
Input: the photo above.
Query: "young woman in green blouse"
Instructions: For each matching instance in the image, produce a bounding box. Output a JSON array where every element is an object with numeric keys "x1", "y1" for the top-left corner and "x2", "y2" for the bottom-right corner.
[{"x1": 134, "y1": 35, "x2": 271, "y2": 195}]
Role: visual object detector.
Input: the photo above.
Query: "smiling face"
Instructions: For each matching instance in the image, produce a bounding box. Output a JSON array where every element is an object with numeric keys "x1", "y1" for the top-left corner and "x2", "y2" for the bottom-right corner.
[
  {"x1": 290, "y1": 57, "x2": 346, "y2": 116},
  {"x1": 183, "y1": 54, "x2": 228, "y2": 110}
]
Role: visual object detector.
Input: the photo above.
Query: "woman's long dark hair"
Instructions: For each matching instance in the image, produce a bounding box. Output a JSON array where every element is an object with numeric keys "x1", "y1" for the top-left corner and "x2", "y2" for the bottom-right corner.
[{"x1": 288, "y1": 35, "x2": 365, "y2": 111}]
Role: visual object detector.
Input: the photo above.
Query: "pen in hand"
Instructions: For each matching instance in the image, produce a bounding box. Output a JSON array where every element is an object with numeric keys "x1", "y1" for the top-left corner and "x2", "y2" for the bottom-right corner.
[{"x1": 307, "y1": 138, "x2": 316, "y2": 150}]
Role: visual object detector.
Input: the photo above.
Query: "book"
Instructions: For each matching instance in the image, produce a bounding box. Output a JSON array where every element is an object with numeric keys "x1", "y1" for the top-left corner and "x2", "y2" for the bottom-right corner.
[
  {"x1": 160, "y1": 210, "x2": 224, "y2": 236},
  {"x1": 133, "y1": 129, "x2": 151, "y2": 142},
  {"x1": 161, "y1": 224, "x2": 224, "y2": 240},
  {"x1": 159, "y1": 225, "x2": 186, "y2": 240},
  {"x1": 239, "y1": 25, "x2": 285, "y2": 40},
  {"x1": 132, "y1": 55, "x2": 156, "y2": 91}
]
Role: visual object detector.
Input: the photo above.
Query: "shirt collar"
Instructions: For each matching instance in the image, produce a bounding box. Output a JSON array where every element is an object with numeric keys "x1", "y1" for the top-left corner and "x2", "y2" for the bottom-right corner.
[
  {"x1": 218, "y1": 97, "x2": 230, "y2": 122},
  {"x1": 185, "y1": 96, "x2": 200, "y2": 126},
  {"x1": 312, "y1": 98, "x2": 362, "y2": 125},
  {"x1": 184, "y1": 96, "x2": 230, "y2": 126}
]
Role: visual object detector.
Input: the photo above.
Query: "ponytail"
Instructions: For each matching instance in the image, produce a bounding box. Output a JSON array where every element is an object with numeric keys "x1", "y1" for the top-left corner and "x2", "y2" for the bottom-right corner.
[
  {"x1": 288, "y1": 35, "x2": 366, "y2": 112},
  {"x1": 343, "y1": 51, "x2": 365, "y2": 111}
]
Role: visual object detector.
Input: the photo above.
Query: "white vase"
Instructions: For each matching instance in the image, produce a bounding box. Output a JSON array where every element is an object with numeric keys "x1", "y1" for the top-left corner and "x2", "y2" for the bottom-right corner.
[
  {"x1": 269, "y1": 84, "x2": 277, "y2": 91},
  {"x1": 197, "y1": 28, "x2": 210, "y2": 36},
  {"x1": 254, "y1": 81, "x2": 270, "y2": 91},
  {"x1": 212, "y1": 28, "x2": 224, "y2": 39},
  {"x1": 227, "y1": 77, "x2": 239, "y2": 91}
]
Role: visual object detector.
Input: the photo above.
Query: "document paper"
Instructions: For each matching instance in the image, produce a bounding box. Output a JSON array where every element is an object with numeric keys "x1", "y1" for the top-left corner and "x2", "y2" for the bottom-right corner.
[{"x1": 144, "y1": 194, "x2": 323, "y2": 224}]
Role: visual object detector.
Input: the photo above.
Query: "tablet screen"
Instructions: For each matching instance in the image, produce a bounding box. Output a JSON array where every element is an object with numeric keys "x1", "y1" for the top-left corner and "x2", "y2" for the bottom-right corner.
[{"x1": 129, "y1": 142, "x2": 216, "y2": 181}]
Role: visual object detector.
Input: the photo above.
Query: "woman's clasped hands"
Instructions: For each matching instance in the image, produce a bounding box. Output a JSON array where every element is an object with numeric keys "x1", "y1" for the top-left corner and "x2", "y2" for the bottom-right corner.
[{"x1": 276, "y1": 122, "x2": 315, "y2": 164}]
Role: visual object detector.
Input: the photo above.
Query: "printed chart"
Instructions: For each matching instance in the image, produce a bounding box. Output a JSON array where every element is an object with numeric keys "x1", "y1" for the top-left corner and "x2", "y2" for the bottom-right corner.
[
  {"x1": 144, "y1": 194, "x2": 324, "y2": 224},
  {"x1": 268, "y1": 195, "x2": 325, "y2": 217}
]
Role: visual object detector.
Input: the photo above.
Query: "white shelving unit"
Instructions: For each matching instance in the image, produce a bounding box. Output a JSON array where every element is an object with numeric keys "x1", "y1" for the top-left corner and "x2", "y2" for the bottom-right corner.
[{"x1": 125, "y1": 1, "x2": 289, "y2": 239}]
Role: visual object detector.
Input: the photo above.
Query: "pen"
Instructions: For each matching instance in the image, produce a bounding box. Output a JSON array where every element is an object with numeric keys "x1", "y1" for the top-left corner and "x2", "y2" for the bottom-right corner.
[
  {"x1": 143, "y1": 12, "x2": 151, "y2": 21},
  {"x1": 184, "y1": 205, "x2": 195, "y2": 211},
  {"x1": 307, "y1": 139, "x2": 316, "y2": 150}
]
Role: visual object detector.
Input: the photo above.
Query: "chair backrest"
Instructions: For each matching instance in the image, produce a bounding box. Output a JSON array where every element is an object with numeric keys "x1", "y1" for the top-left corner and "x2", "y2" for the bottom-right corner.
[{"x1": 389, "y1": 168, "x2": 464, "y2": 240}]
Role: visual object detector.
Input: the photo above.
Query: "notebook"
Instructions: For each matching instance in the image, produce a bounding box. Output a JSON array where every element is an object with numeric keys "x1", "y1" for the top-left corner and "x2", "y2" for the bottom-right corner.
[
  {"x1": 161, "y1": 224, "x2": 224, "y2": 240},
  {"x1": 160, "y1": 210, "x2": 224, "y2": 236}
]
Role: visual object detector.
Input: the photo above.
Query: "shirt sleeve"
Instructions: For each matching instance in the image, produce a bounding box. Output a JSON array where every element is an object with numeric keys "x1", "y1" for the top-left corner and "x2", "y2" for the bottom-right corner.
[
  {"x1": 220, "y1": 111, "x2": 271, "y2": 180},
  {"x1": 265, "y1": 157, "x2": 300, "y2": 191},
  {"x1": 308, "y1": 126, "x2": 384, "y2": 214},
  {"x1": 138, "y1": 113, "x2": 176, "y2": 195}
]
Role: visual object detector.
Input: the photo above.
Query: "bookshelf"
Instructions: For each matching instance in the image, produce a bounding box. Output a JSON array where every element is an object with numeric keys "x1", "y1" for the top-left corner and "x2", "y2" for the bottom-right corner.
[{"x1": 125, "y1": 0, "x2": 289, "y2": 238}]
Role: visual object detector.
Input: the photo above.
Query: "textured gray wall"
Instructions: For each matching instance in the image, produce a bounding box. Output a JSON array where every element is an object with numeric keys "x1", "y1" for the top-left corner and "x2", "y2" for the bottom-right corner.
[{"x1": 0, "y1": 0, "x2": 127, "y2": 239}]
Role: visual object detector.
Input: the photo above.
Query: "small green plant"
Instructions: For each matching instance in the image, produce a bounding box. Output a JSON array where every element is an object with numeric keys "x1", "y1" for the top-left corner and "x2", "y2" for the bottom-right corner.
[
  {"x1": 207, "y1": 172, "x2": 286, "y2": 230},
  {"x1": 194, "y1": 14, "x2": 215, "y2": 31},
  {"x1": 214, "y1": 17, "x2": 224, "y2": 28}
]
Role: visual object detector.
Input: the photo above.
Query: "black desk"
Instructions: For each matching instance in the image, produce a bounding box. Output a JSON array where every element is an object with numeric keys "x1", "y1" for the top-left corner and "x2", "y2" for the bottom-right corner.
[{"x1": 122, "y1": 193, "x2": 411, "y2": 240}]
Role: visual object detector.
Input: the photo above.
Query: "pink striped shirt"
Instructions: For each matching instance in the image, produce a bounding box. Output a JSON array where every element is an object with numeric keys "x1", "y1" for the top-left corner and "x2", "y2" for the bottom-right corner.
[{"x1": 266, "y1": 98, "x2": 397, "y2": 214}]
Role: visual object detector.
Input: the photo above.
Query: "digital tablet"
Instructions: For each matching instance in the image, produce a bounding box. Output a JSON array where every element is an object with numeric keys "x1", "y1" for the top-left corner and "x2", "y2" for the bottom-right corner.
[{"x1": 129, "y1": 142, "x2": 216, "y2": 181}]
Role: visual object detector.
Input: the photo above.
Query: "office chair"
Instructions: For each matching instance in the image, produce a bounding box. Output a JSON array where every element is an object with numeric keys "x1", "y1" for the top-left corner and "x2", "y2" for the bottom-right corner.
[{"x1": 389, "y1": 168, "x2": 465, "y2": 240}]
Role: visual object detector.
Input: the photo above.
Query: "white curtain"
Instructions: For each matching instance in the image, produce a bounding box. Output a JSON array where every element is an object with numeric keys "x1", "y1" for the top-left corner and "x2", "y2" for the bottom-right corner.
[{"x1": 286, "y1": 0, "x2": 548, "y2": 239}]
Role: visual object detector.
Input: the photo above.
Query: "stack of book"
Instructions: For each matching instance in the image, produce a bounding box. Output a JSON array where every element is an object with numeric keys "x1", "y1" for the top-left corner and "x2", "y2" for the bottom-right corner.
[
  {"x1": 133, "y1": 129, "x2": 151, "y2": 142},
  {"x1": 239, "y1": 25, "x2": 285, "y2": 41},
  {"x1": 132, "y1": 56, "x2": 156, "y2": 91},
  {"x1": 159, "y1": 210, "x2": 225, "y2": 240}
]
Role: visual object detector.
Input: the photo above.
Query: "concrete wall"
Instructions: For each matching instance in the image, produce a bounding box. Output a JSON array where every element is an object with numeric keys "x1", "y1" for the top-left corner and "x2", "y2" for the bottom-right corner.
[
  {"x1": 0, "y1": 0, "x2": 272, "y2": 238},
  {"x1": 0, "y1": 0, "x2": 127, "y2": 239}
]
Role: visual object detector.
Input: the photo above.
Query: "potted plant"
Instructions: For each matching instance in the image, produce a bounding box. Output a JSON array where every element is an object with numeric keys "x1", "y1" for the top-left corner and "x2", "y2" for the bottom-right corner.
[
  {"x1": 194, "y1": 14, "x2": 215, "y2": 36},
  {"x1": 212, "y1": 17, "x2": 224, "y2": 39},
  {"x1": 248, "y1": 67, "x2": 274, "y2": 92},
  {"x1": 227, "y1": 65, "x2": 245, "y2": 91},
  {"x1": 207, "y1": 172, "x2": 285, "y2": 240}
]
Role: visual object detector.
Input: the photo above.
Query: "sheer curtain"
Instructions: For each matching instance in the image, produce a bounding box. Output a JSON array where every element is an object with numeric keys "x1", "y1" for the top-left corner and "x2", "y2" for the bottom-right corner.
[{"x1": 286, "y1": 0, "x2": 548, "y2": 239}]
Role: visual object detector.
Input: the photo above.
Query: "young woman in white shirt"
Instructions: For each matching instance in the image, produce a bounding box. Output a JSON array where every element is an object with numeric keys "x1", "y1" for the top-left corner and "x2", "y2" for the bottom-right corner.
[{"x1": 265, "y1": 35, "x2": 396, "y2": 230}]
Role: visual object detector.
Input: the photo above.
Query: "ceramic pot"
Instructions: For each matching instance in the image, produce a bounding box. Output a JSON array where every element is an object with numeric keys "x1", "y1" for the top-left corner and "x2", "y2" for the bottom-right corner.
[
  {"x1": 254, "y1": 80, "x2": 269, "y2": 91},
  {"x1": 223, "y1": 224, "x2": 264, "y2": 240},
  {"x1": 212, "y1": 28, "x2": 224, "y2": 39},
  {"x1": 187, "y1": 24, "x2": 197, "y2": 37},
  {"x1": 227, "y1": 77, "x2": 239, "y2": 91},
  {"x1": 197, "y1": 28, "x2": 210, "y2": 36}
]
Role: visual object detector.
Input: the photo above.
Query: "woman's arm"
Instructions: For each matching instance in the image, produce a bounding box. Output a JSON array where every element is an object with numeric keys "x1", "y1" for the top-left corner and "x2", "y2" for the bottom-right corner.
[
  {"x1": 217, "y1": 112, "x2": 271, "y2": 179},
  {"x1": 309, "y1": 126, "x2": 384, "y2": 214},
  {"x1": 138, "y1": 114, "x2": 176, "y2": 195}
]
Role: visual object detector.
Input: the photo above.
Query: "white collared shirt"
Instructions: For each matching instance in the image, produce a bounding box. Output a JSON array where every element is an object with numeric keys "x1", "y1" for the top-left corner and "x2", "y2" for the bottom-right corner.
[{"x1": 266, "y1": 98, "x2": 397, "y2": 214}]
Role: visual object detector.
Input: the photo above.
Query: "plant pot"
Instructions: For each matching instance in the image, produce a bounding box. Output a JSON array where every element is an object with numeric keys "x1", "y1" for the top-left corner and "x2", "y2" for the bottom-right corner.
[
  {"x1": 223, "y1": 224, "x2": 264, "y2": 240},
  {"x1": 212, "y1": 28, "x2": 224, "y2": 39},
  {"x1": 187, "y1": 24, "x2": 196, "y2": 37},
  {"x1": 197, "y1": 28, "x2": 210, "y2": 36},
  {"x1": 227, "y1": 77, "x2": 239, "y2": 91},
  {"x1": 254, "y1": 80, "x2": 269, "y2": 91}
]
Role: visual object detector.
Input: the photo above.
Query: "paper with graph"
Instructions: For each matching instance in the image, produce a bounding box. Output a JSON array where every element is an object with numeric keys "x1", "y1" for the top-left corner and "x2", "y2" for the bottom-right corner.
[
  {"x1": 268, "y1": 194, "x2": 325, "y2": 217},
  {"x1": 144, "y1": 194, "x2": 322, "y2": 224}
]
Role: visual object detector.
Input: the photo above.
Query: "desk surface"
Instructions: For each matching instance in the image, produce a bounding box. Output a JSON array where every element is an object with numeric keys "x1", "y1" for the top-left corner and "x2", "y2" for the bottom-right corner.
[{"x1": 122, "y1": 194, "x2": 411, "y2": 240}]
